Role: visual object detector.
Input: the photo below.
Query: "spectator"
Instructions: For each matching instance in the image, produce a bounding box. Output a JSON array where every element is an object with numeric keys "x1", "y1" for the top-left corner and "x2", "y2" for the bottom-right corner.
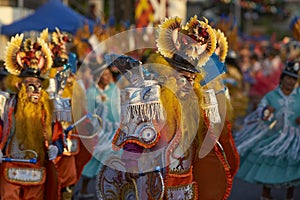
[
  {"x1": 234, "y1": 60, "x2": 300, "y2": 200},
  {"x1": 86, "y1": 3, "x2": 98, "y2": 21}
]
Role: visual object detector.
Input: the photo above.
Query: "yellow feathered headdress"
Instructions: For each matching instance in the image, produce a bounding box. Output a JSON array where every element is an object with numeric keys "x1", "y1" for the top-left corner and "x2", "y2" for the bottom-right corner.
[
  {"x1": 4, "y1": 33, "x2": 53, "y2": 79},
  {"x1": 49, "y1": 28, "x2": 72, "y2": 68},
  {"x1": 3, "y1": 33, "x2": 53, "y2": 92},
  {"x1": 156, "y1": 15, "x2": 217, "y2": 73}
]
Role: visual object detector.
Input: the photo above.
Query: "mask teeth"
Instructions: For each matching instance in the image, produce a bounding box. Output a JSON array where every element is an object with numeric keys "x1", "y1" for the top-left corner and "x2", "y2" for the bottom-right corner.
[{"x1": 30, "y1": 96, "x2": 36, "y2": 103}]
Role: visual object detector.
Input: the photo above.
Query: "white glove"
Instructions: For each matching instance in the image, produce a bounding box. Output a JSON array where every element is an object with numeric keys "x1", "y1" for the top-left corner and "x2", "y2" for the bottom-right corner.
[
  {"x1": 48, "y1": 145, "x2": 58, "y2": 160},
  {"x1": 0, "y1": 150, "x2": 3, "y2": 163}
]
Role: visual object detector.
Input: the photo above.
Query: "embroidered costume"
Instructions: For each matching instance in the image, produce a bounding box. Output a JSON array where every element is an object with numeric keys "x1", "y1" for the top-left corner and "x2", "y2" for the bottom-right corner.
[
  {"x1": 96, "y1": 15, "x2": 238, "y2": 200},
  {"x1": 0, "y1": 33, "x2": 62, "y2": 200}
]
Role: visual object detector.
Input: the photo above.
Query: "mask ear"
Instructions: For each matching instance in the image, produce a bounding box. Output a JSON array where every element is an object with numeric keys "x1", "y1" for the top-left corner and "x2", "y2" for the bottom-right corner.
[{"x1": 16, "y1": 82, "x2": 22, "y2": 90}]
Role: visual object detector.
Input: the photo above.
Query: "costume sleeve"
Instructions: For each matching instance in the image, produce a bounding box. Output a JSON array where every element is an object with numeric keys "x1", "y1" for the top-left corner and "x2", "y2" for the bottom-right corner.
[
  {"x1": 52, "y1": 137, "x2": 64, "y2": 156},
  {"x1": 256, "y1": 91, "x2": 273, "y2": 118},
  {"x1": 52, "y1": 121, "x2": 64, "y2": 156}
]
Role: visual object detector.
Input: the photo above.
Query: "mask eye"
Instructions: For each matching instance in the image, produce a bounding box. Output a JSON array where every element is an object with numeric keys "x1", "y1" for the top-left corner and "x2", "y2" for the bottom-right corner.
[
  {"x1": 38, "y1": 86, "x2": 42, "y2": 92},
  {"x1": 28, "y1": 85, "x2": 35, "y2": 92},
  {"x1": 136, "y1": 122, "x2": 158, "y2": 144},
  {"x1": 178, "y1": 76, "x2": 187, "y2": 85}
]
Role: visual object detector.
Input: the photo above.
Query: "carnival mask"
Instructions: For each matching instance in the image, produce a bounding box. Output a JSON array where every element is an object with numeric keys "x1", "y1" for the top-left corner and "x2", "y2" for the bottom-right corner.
[
  {"x1": 23, "y1": 77, "x2": 42, "y2": 103},
  {"x1": 176, "y1": 70, "x2": 196, "y2": 98}
]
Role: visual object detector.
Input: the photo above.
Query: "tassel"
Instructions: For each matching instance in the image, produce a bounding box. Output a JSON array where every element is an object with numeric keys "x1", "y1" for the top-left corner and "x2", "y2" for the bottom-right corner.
[
  {"x1": 202, "y1": 89, "x2": 221, "y2": 125},
  {"x1": 123, "y1": 102, "x2": 164, "y2": 123},
  {"x1": 159, "y1": 103, "x2": 165, "y2": 120},
  {"x1": 203, "y1": 104, "x2": 221, "y2": 124},
  {"x1": 125, "y1": 105, "x2": 131, "y2": 123},
  {"x1": 0, "y1": 92, "x2": 9, "y2": 119}
]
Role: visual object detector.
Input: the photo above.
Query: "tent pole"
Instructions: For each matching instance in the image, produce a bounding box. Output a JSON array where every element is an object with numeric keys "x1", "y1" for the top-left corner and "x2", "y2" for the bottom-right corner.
[{"x1": 18, "y1": 0, "x2": 25, "y2": 18}]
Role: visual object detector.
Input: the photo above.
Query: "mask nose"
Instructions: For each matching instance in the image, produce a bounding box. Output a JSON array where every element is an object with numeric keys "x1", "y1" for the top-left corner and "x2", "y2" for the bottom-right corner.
[{"x1": 33, "y1": 86, "x2": 40, "y2": 93}]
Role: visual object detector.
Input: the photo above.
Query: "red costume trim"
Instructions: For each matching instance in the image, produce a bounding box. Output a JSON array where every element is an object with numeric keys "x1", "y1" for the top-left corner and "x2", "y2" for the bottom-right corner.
[
  {"x1": 164, "y1": 124, "x2": 182, "y2": 189},
  {"x1": 225, "y1": 120, "x2": 240, "y2": 177},
  {"x1": 52, "y1": 121, "x2": 63, "y2": 142},
  {"x1": 0, "y1": 124, "x2": 2, "y2": 142},
  {"x1": 167, "y1": 166, "x2": 193, "y2": 185},
  {"x1": 214, "y1": 145, "x2": 233, "y2": 200},
  {"x1": 194, "y1": 181, "x2": 199, "y2": 200},
  {"x1": 112, "y1": 127, "x2": 122, "y2": 151},
  {"x1": 203, "y1": 113, "x2": 234, "y2": 200},
  {"x1": 112, "y1": 126, "x2": 162, "y2": 150}
]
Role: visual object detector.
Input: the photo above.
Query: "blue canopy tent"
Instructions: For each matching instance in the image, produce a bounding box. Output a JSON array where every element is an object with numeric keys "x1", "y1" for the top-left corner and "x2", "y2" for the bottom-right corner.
[{"x1": 0, "y1": 0, "x2": 94, "y2": 36}]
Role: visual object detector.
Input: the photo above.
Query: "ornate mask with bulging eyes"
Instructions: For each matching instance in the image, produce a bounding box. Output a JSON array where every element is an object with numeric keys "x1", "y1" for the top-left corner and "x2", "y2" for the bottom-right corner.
[{"x1": 23, "y1": 77, "x2": 42, "y2": 103}]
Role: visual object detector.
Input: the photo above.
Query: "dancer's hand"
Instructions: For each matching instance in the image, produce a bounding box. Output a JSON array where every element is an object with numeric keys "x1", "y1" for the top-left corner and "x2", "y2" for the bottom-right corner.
[
  {"x1": 262, "y1": 106, "x2": 275, "y2": 121},
  {"x1": 48, "y1": 145, "x2": 58, "y2": 160}
]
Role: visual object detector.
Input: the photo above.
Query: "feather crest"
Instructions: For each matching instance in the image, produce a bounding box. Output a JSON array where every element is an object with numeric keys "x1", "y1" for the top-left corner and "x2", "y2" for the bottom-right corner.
[
  {"x1": 4, "y1": 33, "x2": 24, "y2": 75},
  {"x1": 156, "y1": 17, "x2": 182, "y2": 58},
  {"x1": 214, "y1": 29, "x2": 228, "y2": 62},
  {"x1": 40, "y1": 28, "x2": 49, "y2": 43},
  {"x1": 3, "y1": 33, "x2": 52, "y2": 77},
  {"x1": 38, "y1": 37, "x2": 53, "y2": 74}
]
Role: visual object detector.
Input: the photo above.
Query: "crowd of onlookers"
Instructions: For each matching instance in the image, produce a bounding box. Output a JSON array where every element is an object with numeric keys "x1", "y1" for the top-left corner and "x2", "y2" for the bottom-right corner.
[
  {"x1": 236, "y1": 43, "x2": 283, "y2": 110},
  {"x1": 221, "y1": 41, "x2": 290, "y2": 132}
]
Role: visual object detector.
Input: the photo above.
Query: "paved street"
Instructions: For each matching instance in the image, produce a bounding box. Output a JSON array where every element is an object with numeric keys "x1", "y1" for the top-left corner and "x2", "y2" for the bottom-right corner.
[{"x1": 229, "y1": 178, "x2": 300, "y2": 200}]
